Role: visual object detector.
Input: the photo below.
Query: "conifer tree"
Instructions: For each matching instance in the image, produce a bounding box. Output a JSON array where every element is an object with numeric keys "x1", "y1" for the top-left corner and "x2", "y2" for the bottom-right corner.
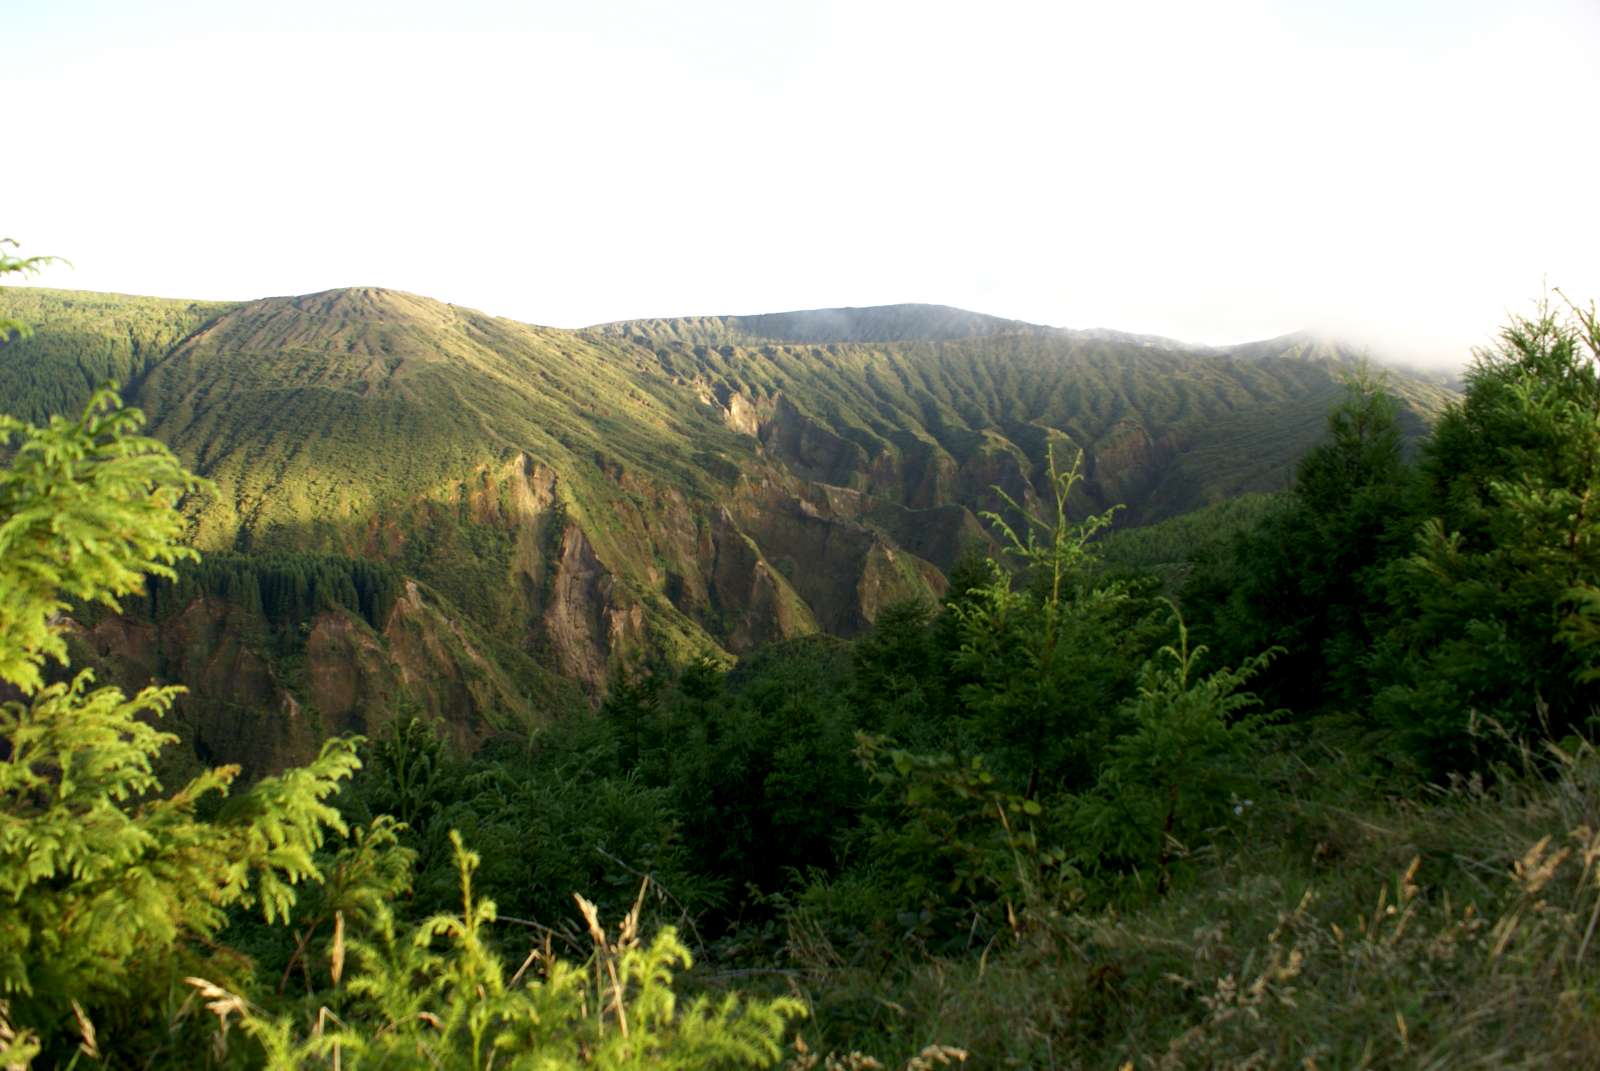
[
  {"x1": 1182, "y1": 366, "x2": 1416, "y2": 713},
  {"x1": 1378, "y1": 299, "x2": 1600, "y2": 768},
  {"x1": 0, "y1": 250, "x2": 361, "y2": 1059},
  {"x1": 951, "y1": 445, "x2": 1150, "y2": 794}
]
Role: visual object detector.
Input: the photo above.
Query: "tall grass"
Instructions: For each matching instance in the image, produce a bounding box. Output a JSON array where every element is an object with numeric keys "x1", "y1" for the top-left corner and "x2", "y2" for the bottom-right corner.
[{"x1": 786, "y1": 731, "x2": 1600, "y2": 1069}]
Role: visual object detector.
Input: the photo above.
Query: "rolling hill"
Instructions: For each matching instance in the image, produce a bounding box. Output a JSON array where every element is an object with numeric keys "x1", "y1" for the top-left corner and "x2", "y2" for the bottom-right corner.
[{"x1": 0, "y1": 285, "x2": 1456, "y2": 772}]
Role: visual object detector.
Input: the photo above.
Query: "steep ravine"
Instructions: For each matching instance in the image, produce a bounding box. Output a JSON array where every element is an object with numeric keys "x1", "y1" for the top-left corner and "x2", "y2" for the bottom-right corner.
[{"x1": 2, "y1": 288, "x2": 1457, "y2": 774}]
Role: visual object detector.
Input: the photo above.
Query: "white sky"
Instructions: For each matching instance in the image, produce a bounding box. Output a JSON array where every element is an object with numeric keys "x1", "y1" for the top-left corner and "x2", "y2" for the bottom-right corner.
[{"x1": 6, "y1": 0, "x2": 1598, "y2": 365}]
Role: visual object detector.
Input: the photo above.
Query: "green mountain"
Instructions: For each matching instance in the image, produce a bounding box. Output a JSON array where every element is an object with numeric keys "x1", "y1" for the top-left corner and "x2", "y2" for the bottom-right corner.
[{"x1": 0, "y1": 285, "x2": 1455, "y2": 772}]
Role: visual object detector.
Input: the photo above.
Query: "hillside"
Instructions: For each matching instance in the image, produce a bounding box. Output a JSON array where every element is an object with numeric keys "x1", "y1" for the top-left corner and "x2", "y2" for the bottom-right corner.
[{"x1": 0, "y1": 285, "x2": 1456, "y2": 771}]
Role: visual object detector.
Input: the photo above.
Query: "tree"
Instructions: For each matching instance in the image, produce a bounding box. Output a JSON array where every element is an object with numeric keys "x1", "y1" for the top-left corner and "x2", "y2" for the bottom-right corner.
[
  {"x1": 1069, "y1": 609, "x2": 1276, "y2": 894},
  {"x1": 951, "y1": 446, "x2": 1155, "y2": 794},
  {"x1": 1376, "y1": 299, "x2": 1600, "y2": 769},
  {"x1": 0, "y1": 255, "x2": 360, "y2": 1059},
  {"x1": 1181, "y1": 366, "x2": 1417, "y2": 714},
  {"x1": 0, "y1": 239, "x2": 62, "y2": 341}
]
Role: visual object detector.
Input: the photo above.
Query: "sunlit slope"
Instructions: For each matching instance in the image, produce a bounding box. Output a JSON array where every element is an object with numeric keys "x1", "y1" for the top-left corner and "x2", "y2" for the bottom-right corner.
[
  {"x1": 594, "y1": 310, "x2": 1455, "y2": 522},
  {"x1": 0, "y1": 287, "x2": 1456, "y2": 709},
  {"x1": 0, "y1": 287, "x2": 236, "y2": 422},
  {"x1": 138, "y1": 287, "x2": 741, "y2": 548},
  {"x1": 126, "y1": 286, "x2": 844, "y2": 689}
]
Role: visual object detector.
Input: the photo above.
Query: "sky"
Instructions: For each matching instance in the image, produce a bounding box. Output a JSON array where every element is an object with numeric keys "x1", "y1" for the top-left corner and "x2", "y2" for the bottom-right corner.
[{"x1": 6, "y1": 0, "x2": 1598, "y2": 366}]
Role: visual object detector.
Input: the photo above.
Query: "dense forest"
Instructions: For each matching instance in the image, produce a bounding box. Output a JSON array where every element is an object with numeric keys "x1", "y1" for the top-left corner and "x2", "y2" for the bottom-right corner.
[{"x1": 5, "y1": 234, "x2": 1600, "y2": 1067}]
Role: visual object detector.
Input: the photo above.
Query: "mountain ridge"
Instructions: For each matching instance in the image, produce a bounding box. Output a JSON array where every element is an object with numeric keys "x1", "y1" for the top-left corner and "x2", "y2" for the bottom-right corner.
[
  {"x1": 4, "y1": 282, "x2": 1446, "y2": 364},
  {"x1": 1, "y1": 283, "x2": 1458, "y2": 773}
]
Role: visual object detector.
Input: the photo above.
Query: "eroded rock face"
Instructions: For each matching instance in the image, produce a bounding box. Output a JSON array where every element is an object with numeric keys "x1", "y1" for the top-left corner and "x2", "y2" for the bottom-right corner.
[
  {"x1": 707, "y1": 508, "x2": 815, "y2": 651},
  {"x1": 75, "y1": 598, "x2": 314, "y2": 776},
  {"x1": 68, "y1": 584, "x2": 541, "y2": 779},
  {"x1": 1087, "y1": 420, "x2": 1178, "y2": 516},
  {"x1": 760, "y1": 395, "x2": 870, "y2": 488},
  {"x1": 63, "y1": 390, "x2": 1134, "y2": 779},
  {"x1": 541, "y1": 525, "x2": 616, "y2": 694},
  {"x1": 723, "y1": 391, "x2": 761, "y2": 437}
]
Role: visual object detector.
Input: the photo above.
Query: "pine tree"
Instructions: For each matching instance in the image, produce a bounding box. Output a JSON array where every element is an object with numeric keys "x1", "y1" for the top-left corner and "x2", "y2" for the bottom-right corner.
[
  {"x1": 0, "y1": 239, "x2": 61, "y2": 342},
  {"x1": 951, "y1": 445, "x2": 1151, "y2": 794}
]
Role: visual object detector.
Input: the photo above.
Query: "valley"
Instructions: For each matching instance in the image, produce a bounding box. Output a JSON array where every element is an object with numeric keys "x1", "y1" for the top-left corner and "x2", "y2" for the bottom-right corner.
[{"x1": 0, "y1": 284, "x2": 1453, "y2": 774}]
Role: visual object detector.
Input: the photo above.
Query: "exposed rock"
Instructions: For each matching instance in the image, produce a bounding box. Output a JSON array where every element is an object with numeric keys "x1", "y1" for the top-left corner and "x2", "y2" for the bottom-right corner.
[{"x1": 541, "y1": 524, "x2": 620, "y2": 694}]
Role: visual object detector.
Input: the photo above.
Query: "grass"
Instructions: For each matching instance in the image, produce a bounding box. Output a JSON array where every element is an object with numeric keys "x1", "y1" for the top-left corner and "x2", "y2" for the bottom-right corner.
[{"x1": 779, "y1": 728, "x2": 1600, "y2": 1069}]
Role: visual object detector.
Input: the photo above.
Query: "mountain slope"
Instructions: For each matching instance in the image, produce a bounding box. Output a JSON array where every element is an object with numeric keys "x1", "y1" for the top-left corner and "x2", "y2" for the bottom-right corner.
[
  {"x1": 600, "y1": 309, "x2": 1451, "y2": 521},
  {"x1": 0, "y1": 286, "x2": 1456, "y2": 772}
]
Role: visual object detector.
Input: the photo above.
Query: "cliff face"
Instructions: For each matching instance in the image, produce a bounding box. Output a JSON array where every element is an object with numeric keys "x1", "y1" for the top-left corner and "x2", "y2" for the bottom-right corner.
[
  {"x1": 68, "y1": 580, "x2": 562, "y2": 777},
  {"x1": 5, "y1": 289, "x2": 1458, "y2": 774}
]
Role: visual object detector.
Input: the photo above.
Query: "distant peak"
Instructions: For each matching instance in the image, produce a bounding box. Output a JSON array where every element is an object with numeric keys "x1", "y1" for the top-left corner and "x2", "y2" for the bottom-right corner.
[
  {"x1": 725, "y1": 303, "x2": 1052, "y2": 344},
  {"x1": 254, "y1": 286, "x2": 456, "y2": 325}
]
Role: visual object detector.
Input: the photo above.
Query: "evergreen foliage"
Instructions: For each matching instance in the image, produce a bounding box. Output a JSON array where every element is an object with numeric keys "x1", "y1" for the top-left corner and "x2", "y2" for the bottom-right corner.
[
  {"x1": 0, "y1": 282, "x2": 230, "y2": 425},
  {"x1": 0, "y1": 386, "x2": 203, "y2": 692},
  {"x1": 950, "y1": 447, "x2": 1155, "y2": 794},
  {"x1": 0, "y1": 387, "x2": 360, "y2": 1060},
  {"x1": 0, "y1": 240, "x2": 64, "y2": 342},
  {"x1": 1179, "y1": 366, "x2": 1417, "y2": 713},
  {"x1": 191, "y1": 834, "x2": 802, "y2": 1070},
  {"x1": 125, "y1": 551, "x2": 404, "y2": 637},
  {"x1": 1378, "y1": 299, "x2": 1600, "y2": 767},
  {"x1": 0, "y1": 281, "x2": 1456, "y2": 700},
  {"x1": 1067, "y1": 610, "x2": 1276, "y2": 892}
]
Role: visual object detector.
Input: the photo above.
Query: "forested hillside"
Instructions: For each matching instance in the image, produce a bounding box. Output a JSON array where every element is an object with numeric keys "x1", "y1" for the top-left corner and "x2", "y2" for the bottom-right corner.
[
  {"x1": 0, "y1": 285, "x2": 1453, "y2": 775},
  {"x1": 4, "y1": 287, "x2": 1599, "y2": 1068},
  {"x1": 6, "y1": 213, "x2": 1600, "y2": 1070}
]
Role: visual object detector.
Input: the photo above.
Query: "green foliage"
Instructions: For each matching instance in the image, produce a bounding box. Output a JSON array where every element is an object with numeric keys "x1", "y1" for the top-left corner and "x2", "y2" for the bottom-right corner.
[
  {"x1": 847, "y1": 735, "x2": 1056, "y2": 944},
  {"x1": 666, "y1": 639, "x2": 866, "y2": 904},
  {"x1": 794, "y1": 736, "x2": 1600, "y2": 1067},
  {"x1": 1180, "y1": 367, "x2": 1418, "y2": 713},
  {"x1": 849, "y1": 599, "x2": 950, "y2": 749},
  {"x1": 0, "y1": 282, "x2": 1455, "y2": 704},
  {"x1": 0, "y1": 286, "x2": 230, "y2": 425},
  {"x1": 951, "y1": 446, "x2": 1157, "y2": 792},
  {"x1": 11, "y1": 251, "x2": 1600, "y2": 1066},
  {"x1": 0, "y1": 239, "x2": 63, "y2": 341},
  {"x1": 193, "y1": 832, "x2": 804, "y2": 1069},
  {"x1": 0, "y1": 387, "x2": 204, "y2": 693},
  {"x1": 128, "y1": 551, "x2": 404, "y2": 637},
  {"x1": 1378, "y1": 300, "x2": 1600, "y2": 767},
  {"x1": 364, "y1": 715, "x2": 448, "y2": 831},
  {"x1": 1069, "y1": 610, "x2": 1277, "y2": 891},
  {"x1": 0, "y1": 669, "x2": 358, "y2": 1005},
  {"x1": 1094, "y1": 492, "x2": 1280, "y2": 585},
  {"x1": 0, "y1": 373, "x2": 362, "y2": 1057}
]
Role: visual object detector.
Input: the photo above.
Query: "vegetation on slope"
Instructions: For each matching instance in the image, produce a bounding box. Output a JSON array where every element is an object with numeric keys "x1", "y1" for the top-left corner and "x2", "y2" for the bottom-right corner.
[
  {"x1": 0, "y1": 287, "x2": 234, "y2": 424},
  {"x1": 601, "y1": 314, "x2": 1453, "y2": 522},
  {"x1": 5, "y1": 234, "x2": 1600, "y2": 1068},
  {"x1": 0, "y1": 283, "x2": 1457, "y2": 776}
]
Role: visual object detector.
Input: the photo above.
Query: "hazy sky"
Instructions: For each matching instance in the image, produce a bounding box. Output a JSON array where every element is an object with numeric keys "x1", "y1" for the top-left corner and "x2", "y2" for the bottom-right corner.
[{"x1": 7, "y1": 0, "x2": 1598, "y2": 364}]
